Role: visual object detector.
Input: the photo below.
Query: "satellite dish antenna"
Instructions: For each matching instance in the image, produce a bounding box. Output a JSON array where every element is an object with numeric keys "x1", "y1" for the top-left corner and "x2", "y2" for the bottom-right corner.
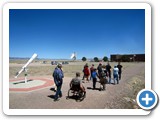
[
  {"x1": 70, "y1": 52, "x2": 76, "y2": 61},
  {"x1": 15, "y1": 53, "x2": 38, "y2": 83}
]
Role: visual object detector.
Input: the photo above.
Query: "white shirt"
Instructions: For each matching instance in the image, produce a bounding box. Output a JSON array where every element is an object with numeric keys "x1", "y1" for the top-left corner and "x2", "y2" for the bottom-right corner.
[{"x1": 113, "y1": 67, "x2": 119, "y2": 75}]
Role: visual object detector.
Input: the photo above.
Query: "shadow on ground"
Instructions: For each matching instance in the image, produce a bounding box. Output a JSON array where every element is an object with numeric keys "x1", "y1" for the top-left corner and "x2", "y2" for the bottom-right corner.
[
  {"x1": 50, "y1": 87, "x2": 56, "y2": 92},
  {"x1": 13, "y1": 79, "x2": 33, "y2": 85},
  {"x1": 48, "y1": 95, "x2": 55, "y2": 100},
  {"x1": 87, "y1": 87, "x2": 101, "y2": 91}
]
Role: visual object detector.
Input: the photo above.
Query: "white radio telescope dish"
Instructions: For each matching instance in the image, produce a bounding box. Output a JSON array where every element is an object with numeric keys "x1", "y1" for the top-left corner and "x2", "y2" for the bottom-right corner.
[
  {"x1": 70, "y1": 52, "x2": 76, "y2": 61},
  {"x1": 70, "y1": 53, "x2": 74, "y2": 59}
]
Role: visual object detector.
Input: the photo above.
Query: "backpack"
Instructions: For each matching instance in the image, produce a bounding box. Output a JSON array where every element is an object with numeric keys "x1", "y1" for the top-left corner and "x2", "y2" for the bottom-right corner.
[{"x1": 101, "y1": 71, "x2": 106, "y2": 77}]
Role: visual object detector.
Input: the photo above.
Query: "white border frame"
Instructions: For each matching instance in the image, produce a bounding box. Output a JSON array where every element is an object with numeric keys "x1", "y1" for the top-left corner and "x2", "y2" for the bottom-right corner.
[{"x1": 3, "y1": 3, "x2": 151, "y2": 115}]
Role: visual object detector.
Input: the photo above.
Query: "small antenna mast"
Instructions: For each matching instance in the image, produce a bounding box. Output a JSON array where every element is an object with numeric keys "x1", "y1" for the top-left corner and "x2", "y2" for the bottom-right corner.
[{"x1": 15, "y1": 53, "x2": 38, "y2": 83}]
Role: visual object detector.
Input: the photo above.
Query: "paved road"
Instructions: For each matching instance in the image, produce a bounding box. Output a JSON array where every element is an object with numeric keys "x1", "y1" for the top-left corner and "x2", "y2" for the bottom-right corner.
[{"x1": 9, "y1": 63, "x2": 145, "y2": 109}]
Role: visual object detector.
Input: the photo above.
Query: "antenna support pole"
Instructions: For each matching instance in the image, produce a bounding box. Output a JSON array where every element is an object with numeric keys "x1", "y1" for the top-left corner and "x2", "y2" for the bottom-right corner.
[{"x1": 24, "y1": 68, "x2": 28, "y2": 83}]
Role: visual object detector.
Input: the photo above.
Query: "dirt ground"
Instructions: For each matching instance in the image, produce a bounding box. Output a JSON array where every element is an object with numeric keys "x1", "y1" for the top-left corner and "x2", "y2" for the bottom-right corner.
[{"x1": 9, "y1": 62, "x2": 145, "y2": 109}]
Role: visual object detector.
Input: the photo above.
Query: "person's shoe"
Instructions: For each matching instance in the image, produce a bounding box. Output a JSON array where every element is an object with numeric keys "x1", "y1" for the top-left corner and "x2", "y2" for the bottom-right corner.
[
  {"x1": 54, "y1": 98, "x2": 60, "y2": 102},
  {"x1": 59, "y1": 94, "x2": 62, "y2": 98}
]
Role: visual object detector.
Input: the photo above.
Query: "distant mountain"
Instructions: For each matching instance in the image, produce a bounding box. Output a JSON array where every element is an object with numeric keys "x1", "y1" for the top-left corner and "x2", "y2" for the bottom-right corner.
[
  {"x1": 9, "y1": 57, "x2": 30, "y2": 60},
  {"x1": 9, "y1": 57, "x2": 71, "y2": 60}
]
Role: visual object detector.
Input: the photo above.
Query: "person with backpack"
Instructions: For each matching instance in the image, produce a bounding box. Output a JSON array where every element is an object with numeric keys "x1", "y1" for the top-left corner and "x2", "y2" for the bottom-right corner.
[
  {"x1": 52, "y1": 63, "x2": 64, "y2": 101},
  {"x1": 99, "y1": 69, "x2": 107, "y2": 91},
  {"x1": 97, "y1": 63, "x2": 103, "y2": 78}
]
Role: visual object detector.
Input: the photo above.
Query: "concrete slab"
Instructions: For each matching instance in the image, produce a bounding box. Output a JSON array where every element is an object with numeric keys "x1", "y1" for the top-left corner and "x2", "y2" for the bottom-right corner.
[{"x1": 9, "y1": 78, "x2": 54, "y2": 92}]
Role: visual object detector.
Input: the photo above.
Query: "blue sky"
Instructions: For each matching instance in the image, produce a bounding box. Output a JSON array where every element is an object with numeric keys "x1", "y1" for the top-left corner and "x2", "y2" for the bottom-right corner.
[{"x1": 9, "y1": 9, "x2": 145, "y2": 59}]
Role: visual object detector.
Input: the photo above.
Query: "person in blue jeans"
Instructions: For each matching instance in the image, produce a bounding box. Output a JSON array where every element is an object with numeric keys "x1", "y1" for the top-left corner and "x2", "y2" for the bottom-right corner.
[
  {"x1": 113, "y1": 65, "x2": 119, "y2": 85},
  {"x1": 91, "y1": 68, "x2": 98, "y2": 90},
  {"x1": 52, "y1": 64, "x2": 64, "y2": 101}
]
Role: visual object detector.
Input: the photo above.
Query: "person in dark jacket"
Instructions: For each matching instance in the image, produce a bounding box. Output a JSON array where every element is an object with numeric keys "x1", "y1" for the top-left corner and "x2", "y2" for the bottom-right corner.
[
  {"x1": 106, "y1": 62, "x2": 112, "y2": 84},
  {"x1": 97, "y1": 63, "x2": 102, "y2": 77},
  {"x1": 52, "y1": 63, "x2": 64, "y2": 101},
  {"x1": 117, "y1": 62, "x2": 123, "y2": 80}
]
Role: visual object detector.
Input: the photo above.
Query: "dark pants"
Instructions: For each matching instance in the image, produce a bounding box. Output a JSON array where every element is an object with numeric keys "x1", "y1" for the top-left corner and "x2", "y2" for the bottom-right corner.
[
  {"x1": 83, "y1": 74, "x2": 89, "y2": 80},
  {"x1": 108, "y1": 73, "x2": 111, "y2": 84},
  {"x1": 82, "y1": 75, "x2": 84, "y2": 80},
  {"x1": 54, "y1": 84, "x2": 62, "y2": 99},
  {"x1": 92, "y1": 78, "x2": 97, "y2": 89},
  {"x1": 118, "y1": 72, "x2": 122, "y2": 80},
  {"x1": 100, "y1": 83, "x2": 106, "y2": 90}
]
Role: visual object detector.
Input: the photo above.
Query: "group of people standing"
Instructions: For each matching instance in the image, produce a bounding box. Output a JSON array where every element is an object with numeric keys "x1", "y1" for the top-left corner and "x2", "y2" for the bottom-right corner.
[
  {"x1": 52, "y1": 62, "x2": 123, "y2": 101},
  {"x1": 82, "y1": 62, "x2": 123, "y2": 90}
]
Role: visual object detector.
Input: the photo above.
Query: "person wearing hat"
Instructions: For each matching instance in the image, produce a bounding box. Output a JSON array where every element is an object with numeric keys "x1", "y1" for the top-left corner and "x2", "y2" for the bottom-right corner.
[
  {"x1": 113, "y1": 65, "x2": 119, "y2": 85},
  {"x1": 52, "y1": 63, "x2": 64, "y2": 101}
]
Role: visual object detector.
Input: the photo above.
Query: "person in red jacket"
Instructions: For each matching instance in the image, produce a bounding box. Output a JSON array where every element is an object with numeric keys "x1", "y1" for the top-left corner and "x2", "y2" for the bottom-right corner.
[{"x1": 82, "y1": 63, "x2": 90, "y2": 82}]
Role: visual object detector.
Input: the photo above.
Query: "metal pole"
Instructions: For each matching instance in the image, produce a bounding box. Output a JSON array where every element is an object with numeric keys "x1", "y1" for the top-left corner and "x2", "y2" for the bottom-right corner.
[{"x1": 24, "y1": 68, "x2": 28, "y2": 83}]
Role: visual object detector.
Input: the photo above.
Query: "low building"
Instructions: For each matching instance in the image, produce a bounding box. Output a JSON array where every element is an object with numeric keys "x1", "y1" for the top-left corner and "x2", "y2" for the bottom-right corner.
[
  {"x1": 43, "y1": 61, "x2": 47, "y2": 64},
  {"x1": 110, "y1": 54, "x2": 145, "y2": 62},
  {"x1": 51, "y1": 61, "x2": 58, "y2": 65}
]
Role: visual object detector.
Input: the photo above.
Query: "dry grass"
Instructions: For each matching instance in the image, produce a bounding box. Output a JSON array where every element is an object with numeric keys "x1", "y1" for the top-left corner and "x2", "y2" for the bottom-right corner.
[
  {"x1": 9, "y1": 60, "x2": 143, "y2": 79},
  {"x1": 120, "y1": 68, "x2": 145, "y2": 109}
]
